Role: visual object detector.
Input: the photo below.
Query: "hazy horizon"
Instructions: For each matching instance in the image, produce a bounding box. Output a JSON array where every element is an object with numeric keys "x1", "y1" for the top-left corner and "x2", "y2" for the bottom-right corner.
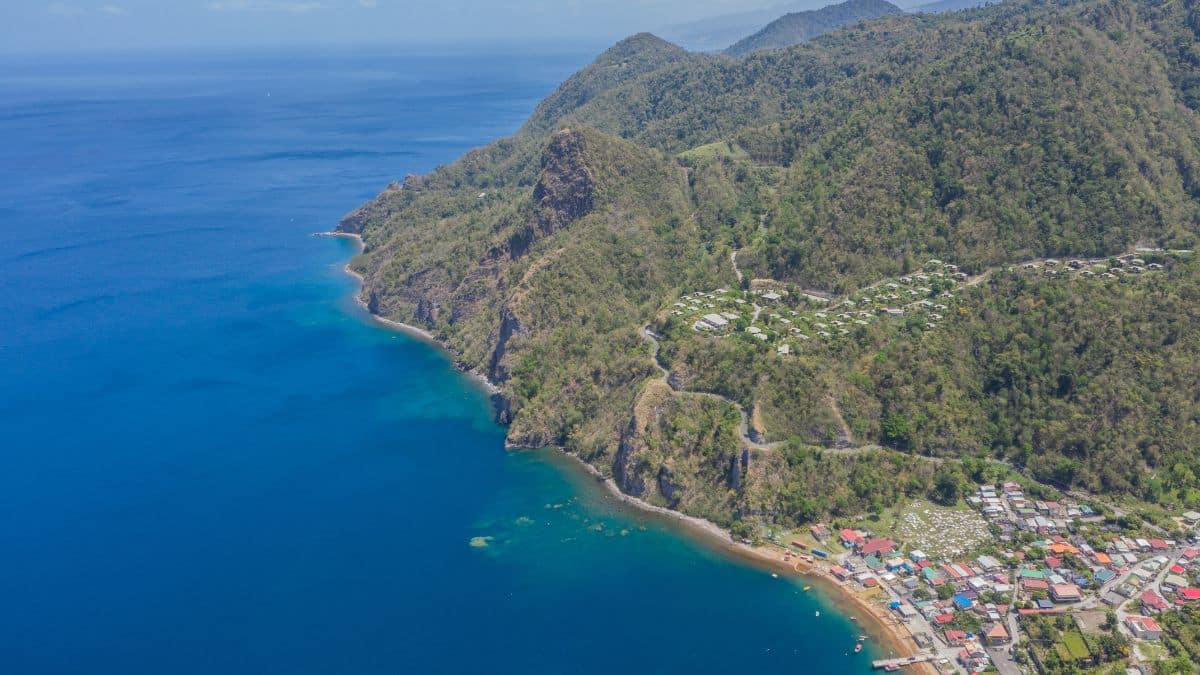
[{"x1": 0, "y1": 0, "x2": 861, "y2": 56}]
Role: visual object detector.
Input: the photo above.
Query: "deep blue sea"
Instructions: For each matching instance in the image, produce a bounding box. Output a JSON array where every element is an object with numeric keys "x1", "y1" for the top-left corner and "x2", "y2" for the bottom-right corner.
[{"x1": 0, "y1": 48, "x2": 879, "y2": 674}]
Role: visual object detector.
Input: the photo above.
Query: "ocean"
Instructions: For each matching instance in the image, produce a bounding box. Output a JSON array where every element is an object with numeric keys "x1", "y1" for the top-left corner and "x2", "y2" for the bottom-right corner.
[{"x1": 0, "y1": 47, "x2": 879, "y2": 674}]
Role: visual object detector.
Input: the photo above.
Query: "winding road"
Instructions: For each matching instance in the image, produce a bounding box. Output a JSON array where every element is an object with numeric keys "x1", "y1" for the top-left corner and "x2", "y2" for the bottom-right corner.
[
  {"x1": 647, "y1": 248, "x2": 1161, "y2": 457},
  {"x1": 640, "y1": 325, "x2": 782, "y2": 451}
]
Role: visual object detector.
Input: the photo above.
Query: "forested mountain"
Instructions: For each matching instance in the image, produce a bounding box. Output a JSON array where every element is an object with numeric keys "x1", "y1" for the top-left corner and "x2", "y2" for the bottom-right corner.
[
  {"x1": 725, "y1": 0, "x2": 905, "y2": 56},
  {"x1": 342, "y1": 0, "x2": 1200, "y2": 529},
  {"x1": 659, "y1": 1, "x2": 815, "y2": 52}
]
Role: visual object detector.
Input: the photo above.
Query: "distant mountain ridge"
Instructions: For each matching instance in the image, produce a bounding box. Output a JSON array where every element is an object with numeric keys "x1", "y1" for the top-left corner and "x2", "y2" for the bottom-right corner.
[
  {"x1": 725, "y1": 0, "x2": 905, "y2": 56},
  {"x1": 911, "y1": 0, "x2": 997, "y2": 12},
  {"x1": 659, "y1": 1, "x2": 824, "y2": 52}
]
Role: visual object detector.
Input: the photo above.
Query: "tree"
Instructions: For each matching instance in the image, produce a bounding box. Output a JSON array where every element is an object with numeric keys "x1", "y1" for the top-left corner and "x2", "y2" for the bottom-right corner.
[{"x1": 933, "y1": 469, "x2": 962, "y2": 506}]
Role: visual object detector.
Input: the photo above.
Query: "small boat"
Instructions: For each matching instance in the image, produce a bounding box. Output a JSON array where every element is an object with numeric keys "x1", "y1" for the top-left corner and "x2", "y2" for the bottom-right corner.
[
  {"x1": 850, "y1": 616, "x2": 857, "y2": 622},
  {"x1": 885, "y1": 665, "x2": 900, "y2": 672},
  {"x1": 803, "y1": 585, "x2": 812, "y2": 591},
  {"x1": 854, "y1": 643, "x2": 863, "y2": 654},
  {"x1": 859, "y1": 635, "x2": 869, "y2": 641},
  {"x1": 815, "y1": 611, "x2": 821, "y2": 617}
]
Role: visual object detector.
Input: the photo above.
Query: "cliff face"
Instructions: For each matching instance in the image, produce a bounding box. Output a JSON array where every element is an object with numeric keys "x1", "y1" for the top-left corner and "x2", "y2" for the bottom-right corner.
[
  {"x1": 340, "y1": 123, "x2": 726, "y2": 458},
  {"x1": 504, "y1": 129, "x2": 597, "y2": 260}
]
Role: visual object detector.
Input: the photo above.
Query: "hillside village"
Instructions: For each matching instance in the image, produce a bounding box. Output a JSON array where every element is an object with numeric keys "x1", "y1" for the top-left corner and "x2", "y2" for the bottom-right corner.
[
  {"x1": 669, "y1": 252, "x2": 1178, "y2": 355},
  {"x1": 766, "y1": 478, "x2": 1200, "y2": 674}
]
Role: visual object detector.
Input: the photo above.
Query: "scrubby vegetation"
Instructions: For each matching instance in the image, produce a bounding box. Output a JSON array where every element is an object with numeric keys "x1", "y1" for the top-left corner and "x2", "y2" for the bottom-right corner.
[{"x1": 1158, "y1": 606, "x2": 1200, "y2": 672}]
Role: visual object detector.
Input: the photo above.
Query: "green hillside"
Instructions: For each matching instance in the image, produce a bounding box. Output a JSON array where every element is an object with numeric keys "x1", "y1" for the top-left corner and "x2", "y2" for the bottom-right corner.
[{"x1": 341, "y1": 0, "x2": 1200, "y2": 528}]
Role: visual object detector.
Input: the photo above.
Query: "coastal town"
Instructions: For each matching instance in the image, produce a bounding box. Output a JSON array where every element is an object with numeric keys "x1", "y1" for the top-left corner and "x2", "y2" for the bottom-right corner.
[{"x1": 754, "y1": 478, "x2": 1200, "y2": 674}]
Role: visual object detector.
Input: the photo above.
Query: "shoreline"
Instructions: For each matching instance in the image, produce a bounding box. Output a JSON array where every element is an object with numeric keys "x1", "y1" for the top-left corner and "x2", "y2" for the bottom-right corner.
[
  {"x1": 551, "y1": 448, "x2": 930, "y2": 670},
  {"x1": 319, "y1": 230, "x2": 500, "y2": 396},
  {"x1": 324, "y1": 228, "x2": 929, "y2": 671}
]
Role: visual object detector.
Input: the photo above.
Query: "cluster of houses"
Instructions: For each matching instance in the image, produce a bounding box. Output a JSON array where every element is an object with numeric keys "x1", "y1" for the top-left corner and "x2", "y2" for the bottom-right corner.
[
  {"x1": 678, "y1": 260, "x2": 970, "y2": 353},
  {"x1": 1019, "y1": 254, "x2": 1166, "y2": 280},
  {"x1": 968, "y1": 482, "x2": 1101, "y2": 538},
  {"x1": 796, "y1": 478, "x2": 1200, "y2": 671},
  {"x1": 812, "y1": 525, "x2": 1013, "y2": 672},
  {"x1": 965, "y1": 481, "x2": 1200, "y2": 660},
  {"x1": 1109, "y1": 544, "x2": 1200, "y2": 645},
  {"x1": 676, "y1": 252, "x2": 1180, "y2": 358}
]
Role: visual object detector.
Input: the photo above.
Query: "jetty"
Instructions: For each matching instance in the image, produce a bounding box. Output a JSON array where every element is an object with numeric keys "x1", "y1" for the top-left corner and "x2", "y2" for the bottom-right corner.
[{"x1": 871, "y1": 652, "x2": 937, "y2": 670}]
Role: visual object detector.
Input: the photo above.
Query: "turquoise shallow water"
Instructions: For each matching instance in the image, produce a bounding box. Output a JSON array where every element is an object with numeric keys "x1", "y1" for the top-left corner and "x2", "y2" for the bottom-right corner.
[{"x1": 0, "y1": 47, "x2": 880, "y2": 673}]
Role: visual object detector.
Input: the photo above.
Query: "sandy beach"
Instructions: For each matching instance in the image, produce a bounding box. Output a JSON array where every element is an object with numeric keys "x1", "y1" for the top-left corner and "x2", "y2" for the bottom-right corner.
[{"x1": 328, "y1": 228, "x2": 933, "y2": 673}]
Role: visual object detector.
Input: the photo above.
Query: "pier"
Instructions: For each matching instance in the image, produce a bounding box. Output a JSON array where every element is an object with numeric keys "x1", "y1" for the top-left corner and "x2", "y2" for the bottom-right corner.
[{"x1": 871, "y1": 652, "x2": 938, "y2": 670}]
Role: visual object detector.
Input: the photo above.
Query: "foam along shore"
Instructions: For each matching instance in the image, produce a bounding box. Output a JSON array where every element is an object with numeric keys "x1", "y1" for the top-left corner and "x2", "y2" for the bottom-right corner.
[
  {"x1": 326, "y1": 229, "x2": 930, "y2": 672},
  {"x1": 321, "y1": 230, "x2": 501, "y2": 396}
]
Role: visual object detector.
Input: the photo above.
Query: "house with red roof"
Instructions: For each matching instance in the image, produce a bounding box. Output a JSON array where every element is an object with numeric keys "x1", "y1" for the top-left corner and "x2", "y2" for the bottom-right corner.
[
  {"x1": 840, "y1": 528, "x2": 865, "y2": 547},
  {"x1": 1150, "y1": 539, "x2": 1169, "y2": 551},
  {"x1": 934, "y1": 612, "x2": 955, "y2": 626},
  {"x1": 861, "y1": 538, "x2": 897, "y2": 556},
  {"x1": 1050, "y1": 583, "x2": 1082, "y2": 603},
  {"x1": 984, "y1": 623, "x2": 1010, "y2": 645},
  {"x1": 1126, "y1": 615, "x2": 1162, "y2": 641},
  {"x1": 1176, "y1": 588, "x2": 1200, "y2": 603},
  {"x1": 1024, "y1": 579, "x2": 1049, "y2": 592},
  {"x1": 944, "y1": 629, "x2": 968, "y2": 646},
  {"x1": 1142, "y1": 590, "x2": 1169, "y2": 613}
]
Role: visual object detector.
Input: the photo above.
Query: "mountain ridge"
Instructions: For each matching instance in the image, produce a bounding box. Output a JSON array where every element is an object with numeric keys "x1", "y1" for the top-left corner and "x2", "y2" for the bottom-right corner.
[{"x1": 725, "y1": 0, "x2": 906, "y2": 56}]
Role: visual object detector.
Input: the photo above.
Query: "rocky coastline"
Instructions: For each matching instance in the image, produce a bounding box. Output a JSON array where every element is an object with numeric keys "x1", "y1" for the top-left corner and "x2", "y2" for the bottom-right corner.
[{"x1": 325, "y1": 229, "x2": 930, "y2": 671}]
